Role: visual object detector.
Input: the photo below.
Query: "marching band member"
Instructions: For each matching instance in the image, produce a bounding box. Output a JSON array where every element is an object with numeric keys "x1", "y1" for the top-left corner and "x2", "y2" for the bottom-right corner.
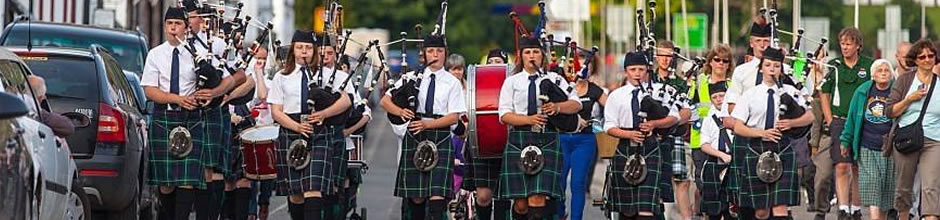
[
  {"x1": 496, "y1": 36, "x2": 581, "y2": 219},
  {"x1": 729, "y1": 48, "x2": 814, "y2": 220},
  {"x1": 727, "y1": 22, "x2": 774, "y2": 114},
  {"x1": 603, "y1": 52, "x2": 679, "y2": 220},
  {"x1": 696, "y1": 82, "x2": 734, "y2": 220},
  {"x1": 467, "y1": 49, "x2": 514, "y2": 219},
  {"x1": 382, "y1": 34, "x2": 466, "y2": 220},
  {"x1": 487, "y1": 48, "x2": 508, "y2": 64},
  {"x1": 653, "y1": 40, "x2": 694, "y2": 220},
  {"x1": 269, "y1": 30, "x2": 351, "y2": 220},
  {"x1": 689, "y1": 45, "x2": 734, "y2": 216},
  {"x1": 141, "y1": 6, "x2": 208, "y2": 219}
]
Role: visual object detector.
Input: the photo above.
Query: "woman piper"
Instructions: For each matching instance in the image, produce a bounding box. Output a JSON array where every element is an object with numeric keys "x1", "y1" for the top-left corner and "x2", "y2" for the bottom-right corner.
[
  {"x1": 728, "y1": 47, "x2": 814, "y2": 220},
  {"x1": 496, "y1": 36, "x2": 582, "y2": 219},
  {"x1": 268, "y1": 30, "x2": 352, "y2": 220}
]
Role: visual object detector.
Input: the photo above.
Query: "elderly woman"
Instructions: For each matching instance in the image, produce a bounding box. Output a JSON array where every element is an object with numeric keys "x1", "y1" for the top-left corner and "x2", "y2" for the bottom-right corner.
[
  {"x1": 839, "y1": 59, "x2": 896, "y2": 220},
  {"x1": 445, "y1": 53, "x2": 468, "y2": 193},
  {"x1": 886, "y1": 39, "x2": 940, "y2": 220}
]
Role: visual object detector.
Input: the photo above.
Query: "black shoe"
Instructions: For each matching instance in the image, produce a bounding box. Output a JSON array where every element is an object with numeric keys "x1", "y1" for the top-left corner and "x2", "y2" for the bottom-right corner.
[
  {"x1": 852, "y1": 211, "x2": 862, "y2": 220},
  {"x1": 837, "y1": 211, "x2": 850, "y2": 220}
]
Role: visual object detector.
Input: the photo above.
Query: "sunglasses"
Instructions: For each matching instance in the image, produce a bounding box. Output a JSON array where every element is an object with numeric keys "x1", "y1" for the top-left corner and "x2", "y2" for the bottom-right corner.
[
  {"x1": 712, "y1": 58, "x2": 731, "y2": 64},
  {"x1": 918, "y1": 54, "x2": 936, "y2": 61}
]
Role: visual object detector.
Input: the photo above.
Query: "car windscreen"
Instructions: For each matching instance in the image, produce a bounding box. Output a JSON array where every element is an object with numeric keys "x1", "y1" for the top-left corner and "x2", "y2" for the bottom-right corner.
[
  {"x1": 4, "y1": 29, "x2": 144, "y2": 74},
  {"x1": 21, "y1": 56, "x2": 99, "y2": 101}
]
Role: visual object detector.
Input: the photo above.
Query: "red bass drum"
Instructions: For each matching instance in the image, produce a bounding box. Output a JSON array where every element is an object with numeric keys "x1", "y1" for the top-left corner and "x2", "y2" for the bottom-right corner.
[{"x1": 466, "y1": 64, "x2": 511, "y2": 159}]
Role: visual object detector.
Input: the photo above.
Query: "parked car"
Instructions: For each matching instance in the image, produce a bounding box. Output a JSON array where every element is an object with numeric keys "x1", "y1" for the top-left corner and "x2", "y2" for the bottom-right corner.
[
  {"x1": 9, "y1": 46, "x2": 155, "y2": 219},
  {"x1": 0, "y1": 92, "x2": 36, "y2": 220},
  {"x1": 0, "y1": 21, "x2": 149, "y2": 75},
  {"x1": 0, "y1": 47, "x2": 89, "y2": 220}
]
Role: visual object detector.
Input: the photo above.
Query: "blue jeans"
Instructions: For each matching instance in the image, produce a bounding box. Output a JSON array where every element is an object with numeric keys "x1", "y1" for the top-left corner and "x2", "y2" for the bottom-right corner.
[{"x1": 557, "y1": 133, "x2": 597, "y2": 220}]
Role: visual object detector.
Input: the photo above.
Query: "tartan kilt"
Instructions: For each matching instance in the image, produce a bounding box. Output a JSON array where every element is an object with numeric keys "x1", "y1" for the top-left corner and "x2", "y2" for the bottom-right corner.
[
  {"x1": 697, "y1": 160, "x2": 732, "y2": 216},
  {"x1": 146, "y1": 108, "x2": 207, "y2": 188},
  {"x1": 274, "y1": 126, "x2": 344, "y2": 196},
  {"x1": 226, "y1": 122, "x2": 245, "y2": 181},
  {"x1": 658, "y1": 136, "x2": 676, "y2": 202},
  {"x1": 394, "y1": 129, "x2": 456, "y2": 198},
  {"x1": 606, "y1": 137, "x2": 666, "y2": 215},
  {"x1": 333, "y1": 142, "x2": 349, "y2": 187},
  {"x1": 497, "y1": 130, "x2": 564, "y2": 200},
  {"x1": 464, "y1": 153, "x2": 502, "y2": 189},
  {"x1": 202, "y1": 106, "x2": 232, "y2": 177},
  {"x1": 733, "y1": 138, "x2": 800, "y2": 209},
  {"x1": 858, "y1": 147, "x2": 895, "y2": 209}
]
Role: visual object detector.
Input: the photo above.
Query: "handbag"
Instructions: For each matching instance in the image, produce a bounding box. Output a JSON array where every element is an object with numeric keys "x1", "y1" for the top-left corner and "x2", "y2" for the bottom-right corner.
[{"x1": 893, "y1": 74, "x2": 938, "y2": 154}]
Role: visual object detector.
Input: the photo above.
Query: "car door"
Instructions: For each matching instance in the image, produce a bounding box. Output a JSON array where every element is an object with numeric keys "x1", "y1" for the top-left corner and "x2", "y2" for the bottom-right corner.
[{"x1": 96, "y1": 49, "x2": 146, "y2": 159}]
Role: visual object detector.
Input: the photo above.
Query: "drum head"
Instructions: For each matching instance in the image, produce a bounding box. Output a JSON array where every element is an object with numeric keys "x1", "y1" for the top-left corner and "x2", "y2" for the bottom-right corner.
[
  {"x1": 623, "y1": 154, "x2": 648, "y2": 185},
  {"x1": 757, "y1": 151, "x2": 783, "y2": 183},
  {"x1": 240, "y1": 125, "x2": 280, "y2": 143},
  {"x1": 288, "y1": 139, "x2": 310, "y2": 170},
  {"x1": 169, "y1": 126, "x2": 193, "y2": 158},
  {"x1": 414, "y1": 140, "x2": 439, "y2": 172},
  {"x1": 518, "y1": 145, "x2": 544, "y2": 175}
]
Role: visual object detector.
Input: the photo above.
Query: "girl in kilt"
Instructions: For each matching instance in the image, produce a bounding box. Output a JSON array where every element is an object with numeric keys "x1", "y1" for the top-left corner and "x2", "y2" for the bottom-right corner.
[
  {"x1": 696, "y1": 82, "x2": 735, "y2": 220},
  {"x1": 838, "y1": 59, "x2": 896, "y2": 220},
  {"x1": 269, "y1": 30, "x2": 351, "y2": 220},
  {"x1": 496, "y1": 36, "x2": 583, "y2": 219},
  {"x1": 728, "y1": 48, "x2": 814, "y2": 220},
  {"x1": 141, "y1": 6, "x2": 213, "y2": 219},
  {"x1": 602, "y1": 52, "x2": 680, "y2": 220},
  {"x1": 381, "y1": 34, "x2": 467, "y2": 220}
]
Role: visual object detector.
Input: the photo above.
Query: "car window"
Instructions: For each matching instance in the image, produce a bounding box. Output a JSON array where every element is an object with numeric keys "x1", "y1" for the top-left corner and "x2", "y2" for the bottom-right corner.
[
  {"x1": 0, "y1": 60, "x2": 38, "y2": 114},
  {"x1": 3, "y1": 29, "x2": 145, "y2": 73},
  {"x1": 21, "y1": 55, "x2": 99, "y2": 103},
  {"x1": 100, "y1": 51, "x2": 137, "y2": 109}
]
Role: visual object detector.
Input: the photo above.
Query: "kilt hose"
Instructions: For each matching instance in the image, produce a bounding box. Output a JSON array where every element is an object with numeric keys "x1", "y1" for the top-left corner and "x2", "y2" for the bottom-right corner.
[
  {"x1": 147, "y1": 107, "x2": 207, "y2": 188},
  {"x1": 697, "y1": 159, "x2": 733, "y2": 216},
  {"x1": 394, "y1": 129, "x2": 456, "y2": 199},
  {"x1": 463, "y1": 151, "x2": 502, "y2": 190},
  {"x1": 497, "y1": 129, "x2": 564, "y2": 200},
  {"x1": 202, "y1": 106, "x2": 233, "y2": 178},
  {"x1": 606, "y1": 137, "x2": 667, "y2": 216},
  {"x1": 274, "y1": 125, "x2": 344, "y2": 196},
  {"x1": 733, "y1": 138, "x2": 800, "y2": 209}
]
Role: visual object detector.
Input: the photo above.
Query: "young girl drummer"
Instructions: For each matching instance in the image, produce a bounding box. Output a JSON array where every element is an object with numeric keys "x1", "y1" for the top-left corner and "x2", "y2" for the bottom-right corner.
[{"x1": 268, "y1": 30, "x2": 352, "y2": 220}]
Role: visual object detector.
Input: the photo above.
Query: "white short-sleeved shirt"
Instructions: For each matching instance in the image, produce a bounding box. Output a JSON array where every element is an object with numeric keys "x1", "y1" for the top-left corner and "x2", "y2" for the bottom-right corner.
[
  {"x1": 497, "y1": 70, "x2": 580, "y2": 121},
  {"x1": 730, "y1": 83, "x2": 810, "y2": 128},
  {"x1": 384, "y1": 67, "x2": 467, "y2": 117},
  {"x1": 727, "y1": 59, "x2": 791, "y2": 105},
  {"x1": 141, "y1": 42, "x2": 198, "y2": 96},
  {"x1": 700, "y1": 106, "x2": 734, "y2": 151},
  {"x1": 603, "y1": 82, "x2": 681, "y2": 132},
  {"x1": 345, "y1": 105, "x2": 372, "y2": 150}
]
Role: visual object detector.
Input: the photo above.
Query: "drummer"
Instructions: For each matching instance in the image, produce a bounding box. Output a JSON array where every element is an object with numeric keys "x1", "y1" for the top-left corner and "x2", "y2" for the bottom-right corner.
[
  {"x1": 487, "y1": 48, "x2": 508, "y2": 64},
  {"x1": 696, "y1": 82, "x2": 735, "y2": 220},
  {"x1": 269, "y1": 30, "x2": 352, "y2": 220},
  {"x1": 496, "y1": 36, "x2": 582, "y2": 219},
  {"x1": 381, "y1": 33, "x2": 466, "y2": 220},
  {"x1": 602, "y1": 52, "x2": 680, "y2": 220},
  {"x1": 728, "y1": 48, "x2": 813, "y2": 220}
]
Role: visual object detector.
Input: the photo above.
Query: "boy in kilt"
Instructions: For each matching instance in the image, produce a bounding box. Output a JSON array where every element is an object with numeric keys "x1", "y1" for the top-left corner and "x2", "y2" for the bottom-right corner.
[
  {"x1": 728, "y1": 48, "x2": 814, "y2": 220},
  {"x1": 695, "y1": 82, "x2": 735, "y2": 220},
  {"x1": 269, "y1": 30, "x2": 352, "y2": 220},
  {"x1": 652, "y1": 41, "x2": 694, "y2": 220},
  {"x1": 495, "y1": 36, "x2": 583, "y2": 219},
  {"x1": 381, "y1": 34, "x2": 467, "y2": 220},
  {"x1": 602, "y1": 52, "x2": 680, "y2": 220}
]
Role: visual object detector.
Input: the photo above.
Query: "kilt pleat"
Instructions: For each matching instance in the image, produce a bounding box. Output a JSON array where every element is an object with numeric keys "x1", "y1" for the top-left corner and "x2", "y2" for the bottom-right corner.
[
  {"x1": 394, "y1": 129, "x2": 456, "y2": 198},
  {"x1": 274, "y1": 126, "x2": 344, "y2": 196},
  {"x1": 202, "y1": 107, "x2": 232, "y2": 177},
  {"x1": 698, "y1": 160, "x2": 732, "y2": 216},
  {"x1": 606, "y1": 137, "x2": 666, "y2": 215},
  {"x1": 497, "y1": 130, "x2": 564, "y2": 200},
  {"x1": 732, "y1": 138, "x2": 800, "y2": 209},
  {"x1": 147, "y1": 109, "x2": 207, "y2": 188},
  {"x1": 464, "y1": 153, "x2": 502, "y2": 190}
]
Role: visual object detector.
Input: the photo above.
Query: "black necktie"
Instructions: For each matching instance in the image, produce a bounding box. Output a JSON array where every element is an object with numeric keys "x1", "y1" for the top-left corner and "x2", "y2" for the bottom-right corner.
[
  {"x1": 766, "y1": 89, "x2": 775, "y2": 129},
  {"x1": 171, "y1": 48, "x2": 180, "y2": 94},
  {"x1": 528, "y1": 75, "x2": 538, "y2": 115},
  {"x1": 425, "y1": 73, "x2": 436, "y2": 115},
  {"x1": 301, "y1": 68, "x2": 309, "y2": 114},
  {"x1": 712, "y1": 115, "x2": 730, "y2": 152},
  {"x1": 632, "y1": 89, "x2": 641, "y2": 128}
]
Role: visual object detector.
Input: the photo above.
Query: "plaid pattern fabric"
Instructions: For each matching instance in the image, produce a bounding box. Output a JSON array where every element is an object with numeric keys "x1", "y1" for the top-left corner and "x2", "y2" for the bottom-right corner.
[
  {"x1": 732, "y1": 138, "x2": 800, "y2": 209},
  {"x1": 497, "y1": 130, "x2": 564, "y2": 200},
  {"x1": 697, "y1": 160, "x2": 732, "y2": 216},
  {"x1": 658, "y1": 136, "x2": 676, "y2": 202},
  {"x1": 394, "y1": 129, "x2": 456, "y2": 198},
  {"x1": 274, "y1": 126, "x2": 344, "y2": 196},
  {"x1": 227, "y1": 120, "x2": 245, "y2": 181},
  {"x1": 333, "y1": 141, "x2": 349, "y2": 187},
  {"x1": 858, "y1": 147, "x2": 895, "y2": 209},
  {"x1": 202, "y1": 107, "x2": 233, "y2": 177},
  {"x1": 147, "y1": 109, "x2": 207, "y2": 188},
  {"x1": 464, "y1": 153, "x2": 502, "y2": 189},
  {"x1": 605, "y1": 137, "x2": 666, "y2": 215},
  {"x1": 670, "y1": 135, "x2": 689, "y2": 180}
]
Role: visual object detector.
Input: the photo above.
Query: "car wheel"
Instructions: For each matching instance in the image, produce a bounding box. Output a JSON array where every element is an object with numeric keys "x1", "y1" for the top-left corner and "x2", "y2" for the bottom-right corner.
[{"x1": 65, "y1": 179, "x2": 91, "y2": 220}]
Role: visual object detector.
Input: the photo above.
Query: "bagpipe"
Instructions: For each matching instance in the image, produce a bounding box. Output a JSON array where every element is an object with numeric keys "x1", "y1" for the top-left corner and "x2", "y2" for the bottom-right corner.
[{"x1": 386, "y1": 1, "x2": 449, "y2": 129}]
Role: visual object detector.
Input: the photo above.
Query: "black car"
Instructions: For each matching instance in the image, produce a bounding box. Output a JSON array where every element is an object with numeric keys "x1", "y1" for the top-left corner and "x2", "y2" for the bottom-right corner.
[
  {"x1": 0, "y1": 21, "x2": 149, "y2": 75},
  {"x1": 9, "y1": 46, "x2": 154, "y2": 219}
]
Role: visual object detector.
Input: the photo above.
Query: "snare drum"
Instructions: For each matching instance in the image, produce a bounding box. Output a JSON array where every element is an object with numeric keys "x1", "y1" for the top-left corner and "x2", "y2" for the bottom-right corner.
[
  {"x1": 467, "y1": 64, "x2": 511, "y2": 159},
  {"x1": 239, "y1": 125, "x2": 279, "y2": 180},
  {"x1": 347, "y1": 134, "x2": 365, "y2": 168}
]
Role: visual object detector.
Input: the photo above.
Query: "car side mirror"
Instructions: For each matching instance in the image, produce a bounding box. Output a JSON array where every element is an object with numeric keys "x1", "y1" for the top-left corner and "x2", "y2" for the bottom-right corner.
[{"x1": 0, "y1": 92, "x2": 29, "y2": 119}]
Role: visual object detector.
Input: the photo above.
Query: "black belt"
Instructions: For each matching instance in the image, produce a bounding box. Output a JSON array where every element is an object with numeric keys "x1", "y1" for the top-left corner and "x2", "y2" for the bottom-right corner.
[
  {"x1": 511, "y1": 126, "x2": 558, "y2": 132},
  {"x1": 416, "y1": 112, "x2": 445, "y2": 119}
]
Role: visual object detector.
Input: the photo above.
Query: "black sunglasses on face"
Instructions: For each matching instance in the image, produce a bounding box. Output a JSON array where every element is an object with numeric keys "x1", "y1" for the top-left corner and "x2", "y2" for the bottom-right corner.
[{"x1": 712, "y1": 57, "x2": 730, "y2": 64}]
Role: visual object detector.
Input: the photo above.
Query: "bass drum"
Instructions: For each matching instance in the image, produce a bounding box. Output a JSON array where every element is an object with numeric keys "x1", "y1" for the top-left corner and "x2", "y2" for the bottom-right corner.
[{"x1": 466, "y1": 64, "x2": 511, "y2": 159}]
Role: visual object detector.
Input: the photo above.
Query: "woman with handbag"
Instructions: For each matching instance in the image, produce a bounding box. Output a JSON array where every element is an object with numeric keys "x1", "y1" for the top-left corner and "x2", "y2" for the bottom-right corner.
[{"x1": 885, "y1": 39, "x2": 940, "y2": 220}]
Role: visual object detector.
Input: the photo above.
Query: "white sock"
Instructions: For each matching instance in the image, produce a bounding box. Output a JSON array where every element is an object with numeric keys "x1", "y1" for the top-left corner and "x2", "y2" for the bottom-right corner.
[{"x1": 839, "y1": 205, "x2": 850, "y2": 213}]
